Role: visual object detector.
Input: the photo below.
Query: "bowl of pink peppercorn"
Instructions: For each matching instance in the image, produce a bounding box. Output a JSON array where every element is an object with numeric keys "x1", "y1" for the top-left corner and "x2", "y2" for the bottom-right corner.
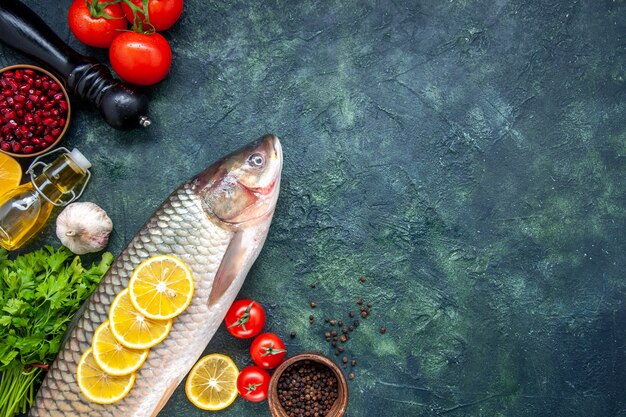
[{"x1": 0, "y1": 64, "x2": 71, "y2": 158}]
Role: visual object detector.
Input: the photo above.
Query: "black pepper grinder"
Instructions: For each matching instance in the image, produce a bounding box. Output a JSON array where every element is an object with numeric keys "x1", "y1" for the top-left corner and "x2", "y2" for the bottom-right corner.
[{"x1": 0, "y1": 0, "x2": 150, "y2": 130}]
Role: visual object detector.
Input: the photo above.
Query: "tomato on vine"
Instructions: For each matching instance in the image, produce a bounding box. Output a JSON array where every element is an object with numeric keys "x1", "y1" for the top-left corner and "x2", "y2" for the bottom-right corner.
[
  {"x1": 236, "y1": 366, "x2": 270, "y2": 402},
  {"x1": 224, "y1": 300, "x2": 266, "y2": 339},
  {"x1": 121, "y1": 0, "x2": 184, "y2": 31},
  {"x1": 68, "y1": 0, "x2": 128, "y2": 48},
  {"x1": 250, "y1": 333, "x2": 286, "y2": 370}
]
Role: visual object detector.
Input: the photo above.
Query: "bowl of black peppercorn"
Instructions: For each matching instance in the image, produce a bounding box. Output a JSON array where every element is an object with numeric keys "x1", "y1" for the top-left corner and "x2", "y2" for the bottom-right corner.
[{"x1": 268, "y1": 352, "x2": 348, "y2": 417}]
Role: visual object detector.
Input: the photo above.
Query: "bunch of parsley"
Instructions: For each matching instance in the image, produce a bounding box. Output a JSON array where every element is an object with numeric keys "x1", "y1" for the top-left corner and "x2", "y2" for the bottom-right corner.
[{"x1": 0, "y1": 246, "x2": 113, "y2": 417}]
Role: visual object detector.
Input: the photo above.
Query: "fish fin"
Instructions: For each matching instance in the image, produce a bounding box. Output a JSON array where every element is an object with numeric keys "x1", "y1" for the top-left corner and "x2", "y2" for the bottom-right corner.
[
  {"x1": 208, "y1": 230, "x2": 247, "y2": 306},
  {"x1": 150, "y1": 378, "x2": 181, "y2": 417},
  {"x1": 208, "y1": 226, "x2": 267, "y2": 306}
]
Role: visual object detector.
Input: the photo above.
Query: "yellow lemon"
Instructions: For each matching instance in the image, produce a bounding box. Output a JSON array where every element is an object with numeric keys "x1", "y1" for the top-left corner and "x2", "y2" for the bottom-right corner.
[
  {"x1": 185, "y1": 354, "x2": 239, "y2": 411},
  {"x1": 92, "y1": 321, "x2": 149, "y2": 376},
  {"x1": 128, "y1": 255, "x2": 194, "y2": 320},
  {"x1": 0, "y1": 153, "x2": 21, "y2": 191},
  {"x1": 109, "y1": 289, "x2": 172, "y2": 350},
  {"x1": 76, "y1": 347, "x2": 136, "y2": 404}
]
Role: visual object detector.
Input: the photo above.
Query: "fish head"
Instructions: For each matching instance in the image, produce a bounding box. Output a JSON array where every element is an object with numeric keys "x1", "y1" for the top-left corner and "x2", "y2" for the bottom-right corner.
[{"x1": 195, "y1": 134, "x2": 283, "y2": 228}]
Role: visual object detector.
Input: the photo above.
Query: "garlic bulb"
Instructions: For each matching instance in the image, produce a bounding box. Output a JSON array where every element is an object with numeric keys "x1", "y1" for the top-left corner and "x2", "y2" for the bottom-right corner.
[{"x1": 56, "y1": 202, "x2": 113, "y2": 255}]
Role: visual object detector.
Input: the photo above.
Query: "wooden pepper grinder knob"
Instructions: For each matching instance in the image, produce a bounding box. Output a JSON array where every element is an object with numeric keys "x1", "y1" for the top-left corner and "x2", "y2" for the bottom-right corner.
[{"x1": 0, "y1": 0, "x2": 151, "y2": 130}]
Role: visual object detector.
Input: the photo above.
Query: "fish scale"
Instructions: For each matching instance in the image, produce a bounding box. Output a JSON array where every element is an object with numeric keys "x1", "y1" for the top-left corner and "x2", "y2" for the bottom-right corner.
[{"x1": 29, "y1": 184, "x2": 234, "y2": 417}]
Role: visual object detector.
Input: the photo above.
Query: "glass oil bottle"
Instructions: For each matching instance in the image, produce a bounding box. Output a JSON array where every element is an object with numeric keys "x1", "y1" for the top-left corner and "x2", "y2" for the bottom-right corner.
[{"x1": 0, "y1": 148, "x2": 91, "y2": 250}]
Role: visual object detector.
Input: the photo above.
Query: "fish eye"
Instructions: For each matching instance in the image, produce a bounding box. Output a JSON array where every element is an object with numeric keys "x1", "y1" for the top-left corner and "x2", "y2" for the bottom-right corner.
[{"x1": 248, "y1": 153, "x2": 265, "y2": 168}]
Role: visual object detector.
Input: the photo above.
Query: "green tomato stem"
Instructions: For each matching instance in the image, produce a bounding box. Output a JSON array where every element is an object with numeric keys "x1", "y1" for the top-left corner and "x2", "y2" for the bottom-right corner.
[
  {"x1": 119, "y1": 0, "x2": 155, "y2": 33},
  {"x1": 86, "y1": 0, "x2": 123, "y2": 20},
  {"x1": 228, "y1": 302, "x2": 255, "y2": 331},
  {"x1": 261, "y1": 342, "x2": 287, "y2": 356}
]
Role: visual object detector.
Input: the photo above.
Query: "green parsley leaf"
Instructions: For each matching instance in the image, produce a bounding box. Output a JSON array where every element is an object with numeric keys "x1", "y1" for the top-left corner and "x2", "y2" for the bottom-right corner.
[{"x1": 0, "y1": 246, "x2": 112, "y2": 416}]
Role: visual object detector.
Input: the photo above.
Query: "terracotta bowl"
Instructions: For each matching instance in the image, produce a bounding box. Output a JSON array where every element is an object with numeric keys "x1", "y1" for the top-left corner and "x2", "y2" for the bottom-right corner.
[
  {"x1": 0, "y1": 64, "x2": 71, "y2": 158},
  {"x1": 268, "y1": 352, "x2": 349, "y2": 417}
]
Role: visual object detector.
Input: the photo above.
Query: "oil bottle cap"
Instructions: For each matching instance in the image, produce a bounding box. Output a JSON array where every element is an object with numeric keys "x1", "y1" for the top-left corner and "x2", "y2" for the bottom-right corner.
[{"x1": 70, "y1": 148, "x2": 91, "y2": 171}]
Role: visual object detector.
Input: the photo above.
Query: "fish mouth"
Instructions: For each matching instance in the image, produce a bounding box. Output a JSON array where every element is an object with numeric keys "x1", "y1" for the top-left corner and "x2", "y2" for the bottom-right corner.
[
  {"x1": 265, "y1": 133, "x2": 283, "y2": 186},
  {"x1": 235, "y1": 134, "x2": 282, "y2": 226},
  {"x1": 269, "y1": 134, "x2": 283, "y2": 166}
]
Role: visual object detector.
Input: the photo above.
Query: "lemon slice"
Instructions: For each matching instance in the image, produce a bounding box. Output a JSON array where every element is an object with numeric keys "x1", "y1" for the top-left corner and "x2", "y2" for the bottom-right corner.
[
  {"x1": 77, "y1": 347, "x2": 136, "y2": 404},
  {"x1": 128, "y1": 255, "x2": 194, "y2": 320},
  {"x1": 109, "y1": 289, "x2": 173, "y2": 350},
  {"x1": 185, "y1": 354, "x2": 239, "y2": 411},
  {"x1": 0, "y1": 153, "x2": 21, "y2": 191},
  {"x1": 92, "y1": 321, "x2": 150, "y2": 376}
]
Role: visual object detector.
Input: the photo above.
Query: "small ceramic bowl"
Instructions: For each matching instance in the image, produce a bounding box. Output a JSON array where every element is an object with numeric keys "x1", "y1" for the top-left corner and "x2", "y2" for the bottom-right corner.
[
  {"x1": 0, "y1": 64, "x2": 71, "y2": 158},
  {"x1": 268, "y1": 352, "x2": 349, "y2": 417}
]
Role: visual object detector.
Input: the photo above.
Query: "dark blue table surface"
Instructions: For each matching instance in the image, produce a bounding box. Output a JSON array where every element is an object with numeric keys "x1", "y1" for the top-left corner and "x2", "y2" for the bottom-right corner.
[{"x1": 4, "y1": 0, "x2": 626, "y2": 416}]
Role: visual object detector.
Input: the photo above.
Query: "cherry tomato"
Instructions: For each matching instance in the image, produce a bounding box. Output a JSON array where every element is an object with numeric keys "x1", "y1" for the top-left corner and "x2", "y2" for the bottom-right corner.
[
  {"x1": 109, "y1": 32, "x2": 172, "y2": 86},
  {"x1": 237, "y1": 366, "x2": 270, "y2": 402},
  {"x1": 224, "y1": 300, "x2": 266, "y2": 339},
  {"x1": 250, "y1": 333, "x2": 286, "y2": 370},
  {"x1": 68, "y1": 0, "x2": 127, "y2": 48},
  {"x1": 122, "y1": 0, "x2": 184, "y2": 31}
]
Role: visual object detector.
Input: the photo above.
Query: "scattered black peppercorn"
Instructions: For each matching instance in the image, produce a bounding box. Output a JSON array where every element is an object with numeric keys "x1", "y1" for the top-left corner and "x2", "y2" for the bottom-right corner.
[
  {"x1": 380, "y1": 326, "x2": 386, "y2": 334},
  {"x1": 277, "y1": 360, "x2": 339, "y2": 417},
  {"x1": 348, "y1": 372, "x2": 355, "y2": 380},
  {"x1": 351, "y1": 359, "x2": 357, "y2": 366},
  {"x1": 309, "y1": 276, "x2": 377, "y2": 373},
  {"x1": 290, "y1": 331, "x2": 296, "y2": 338}
]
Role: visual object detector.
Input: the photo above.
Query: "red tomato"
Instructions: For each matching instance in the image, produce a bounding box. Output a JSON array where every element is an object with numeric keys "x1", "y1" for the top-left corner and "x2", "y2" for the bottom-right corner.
[
  {"x1": 250, "y1": 333, "x2": 286, "y2": 370},
  {"x1": 109, "y1": 32, "x2": 172, "y2": 86},
  {"x1": 68, "y1": 0, "x2": 127, "y2": 48},
  {"x1": 236, "y1": 366, "x2": 270, "y2": 402},
  {"x1": 122, "y1": 0, "x2": 184, "y2": 31},
  {"x1": 224, "y1": 300, "x2": 266, "y2": 339}
]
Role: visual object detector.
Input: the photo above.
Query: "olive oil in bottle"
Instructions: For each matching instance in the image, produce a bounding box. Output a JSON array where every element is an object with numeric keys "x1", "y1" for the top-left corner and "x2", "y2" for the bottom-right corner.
[{"x1": 0, "y1": 148, "x2": 91, "y2": 250}]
